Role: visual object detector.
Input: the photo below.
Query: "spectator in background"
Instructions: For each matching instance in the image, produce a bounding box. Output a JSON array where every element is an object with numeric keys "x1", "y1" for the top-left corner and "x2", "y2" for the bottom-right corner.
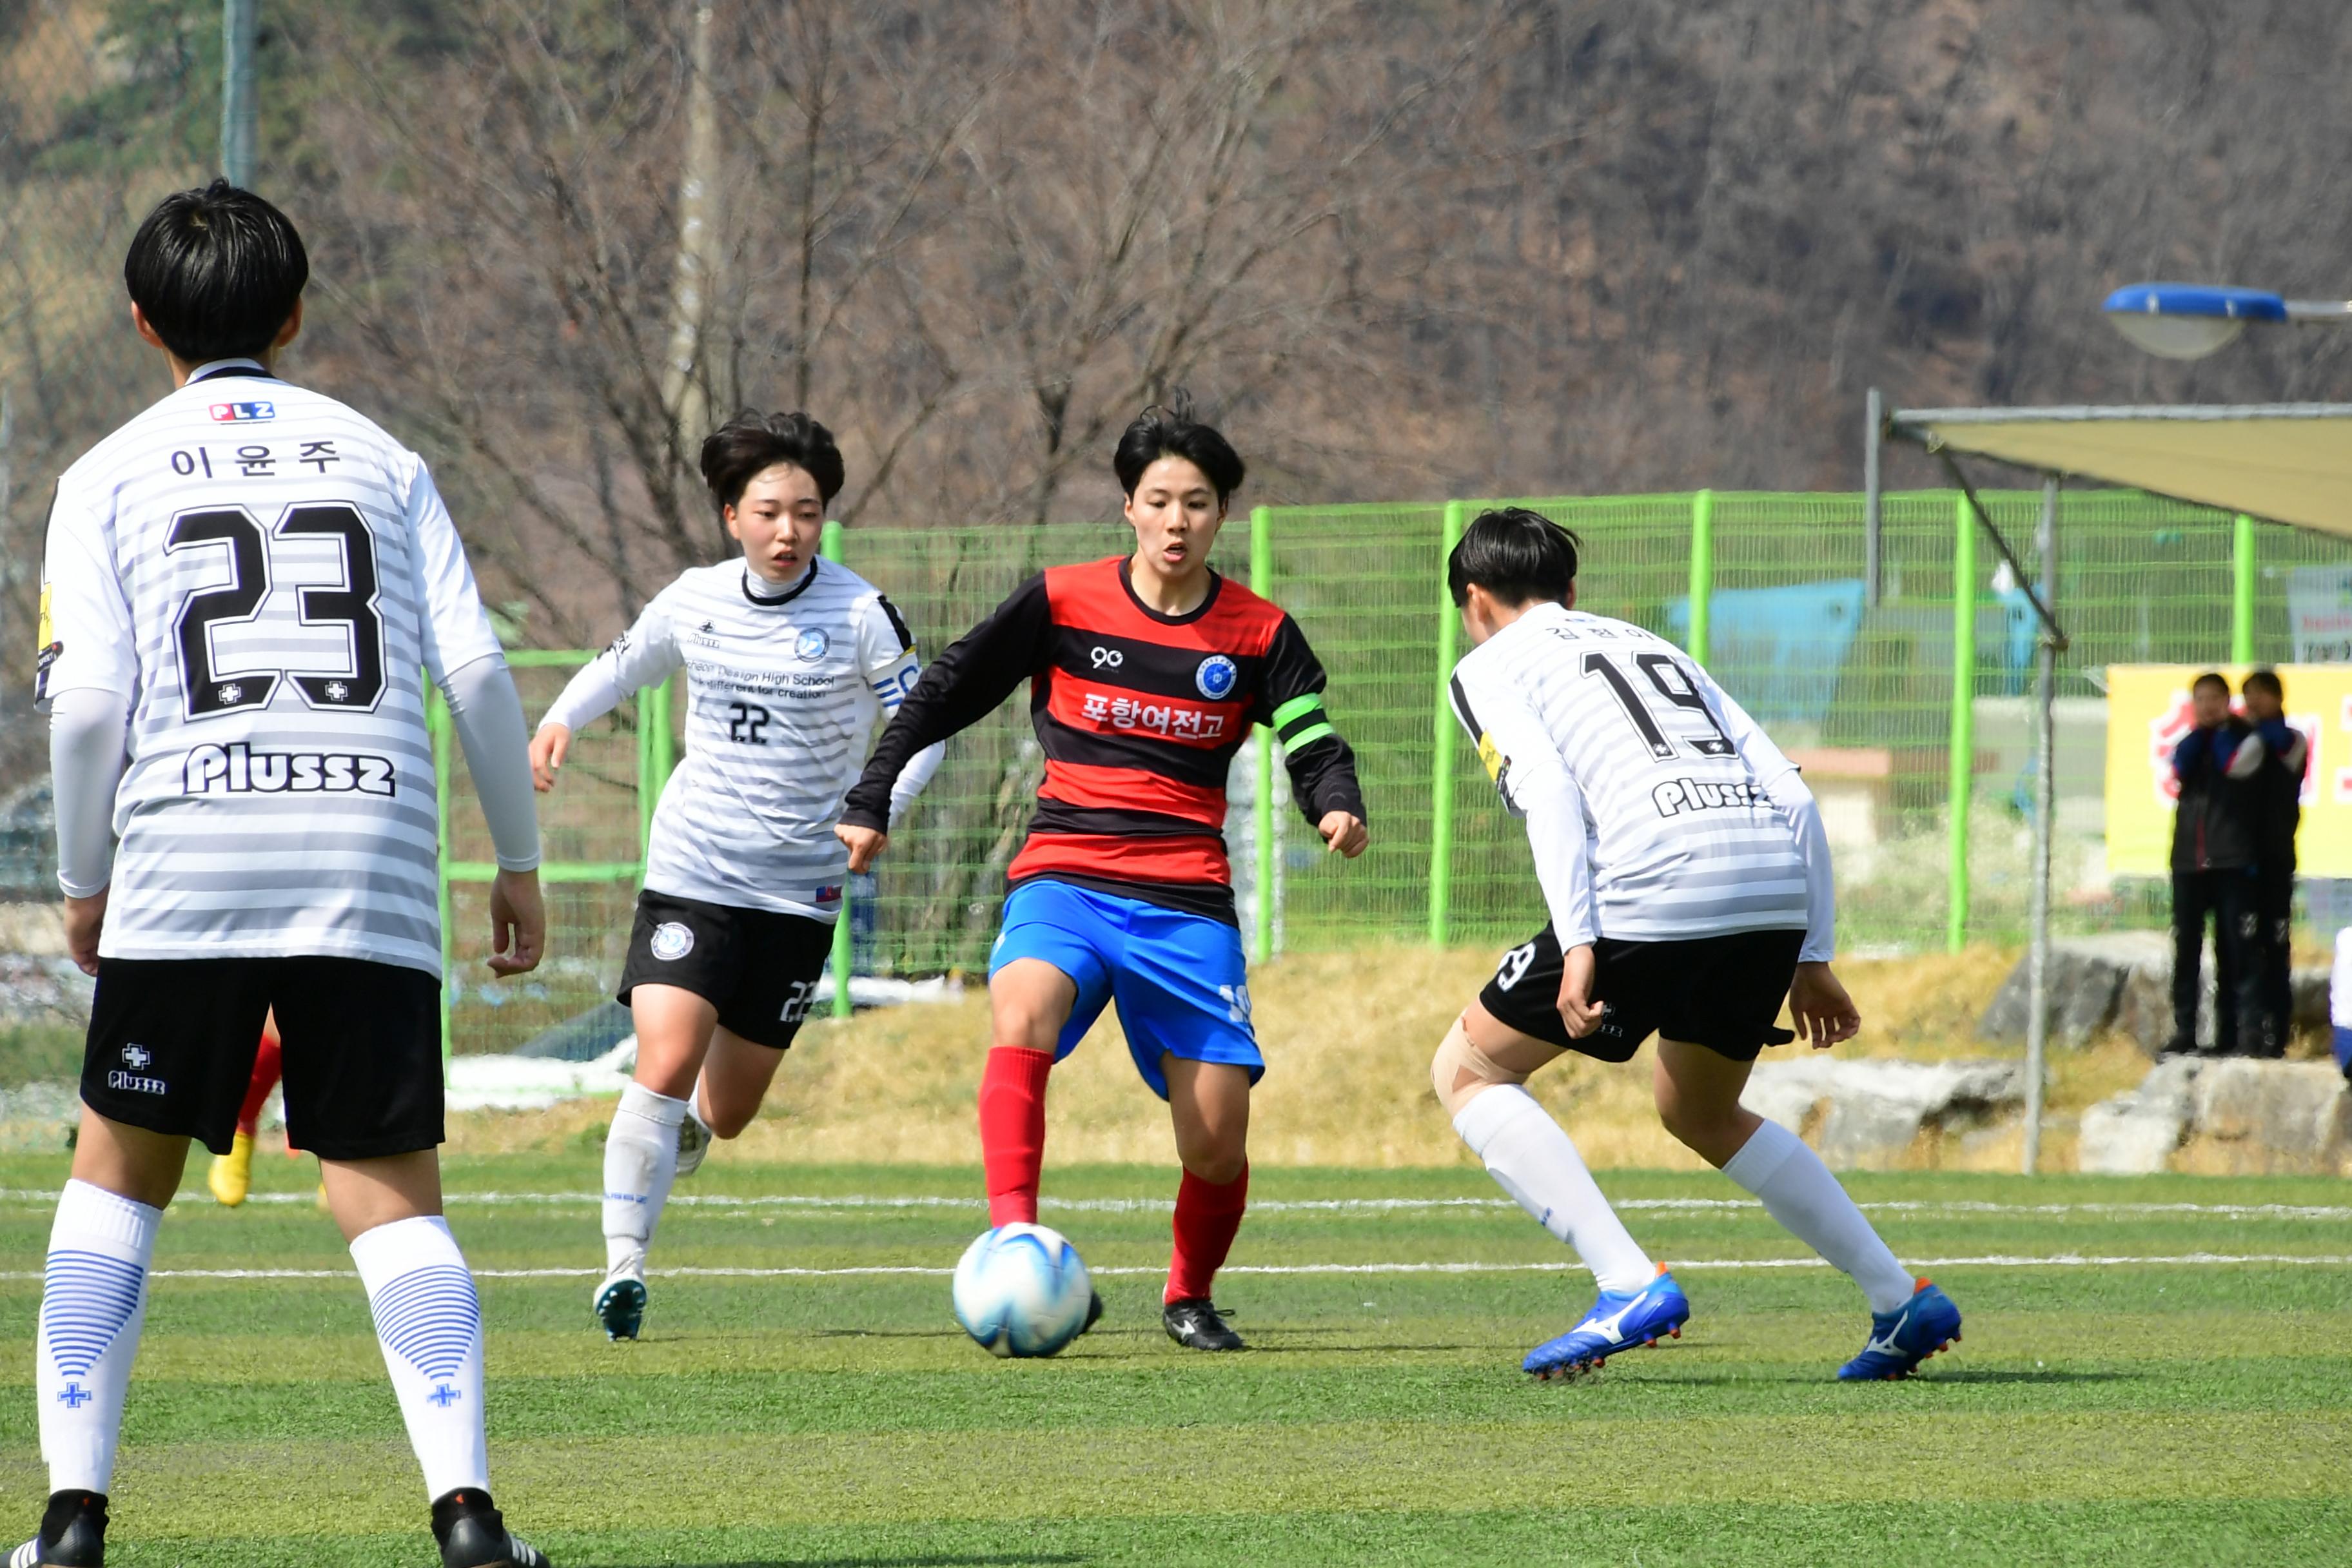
[
  {"x1": 2242, "y1": 669, "x2": 2306, "y2": 1059},
  {"x1": 2168, "y1": 672, "x2": 2265, "y2": 1056}
]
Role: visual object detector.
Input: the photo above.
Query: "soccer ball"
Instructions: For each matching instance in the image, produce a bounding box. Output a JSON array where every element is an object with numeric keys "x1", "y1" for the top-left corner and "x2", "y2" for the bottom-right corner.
[{"x1": 951, "y1": 1222, "x2": 1093, "y2": 1358}]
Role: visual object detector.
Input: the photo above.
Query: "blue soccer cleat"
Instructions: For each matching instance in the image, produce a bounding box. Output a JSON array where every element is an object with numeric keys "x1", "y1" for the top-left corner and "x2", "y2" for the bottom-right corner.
[
  {"x1": 1838, "y1": 1280, "x2": 1961, "y2": 1380},
  {"x1": 594, "y1": 1273, "x2": 647, "y2": 1342},
  {"x1": 1523, "y1": 1266, "x2": 1690, "y2": 1380}
]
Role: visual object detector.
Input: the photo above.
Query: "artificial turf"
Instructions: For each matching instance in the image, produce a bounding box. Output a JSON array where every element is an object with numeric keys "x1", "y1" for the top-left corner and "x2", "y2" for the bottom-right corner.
[{"x1": 0, "y1": 1154, "x2": 2344, "y2": 1565}]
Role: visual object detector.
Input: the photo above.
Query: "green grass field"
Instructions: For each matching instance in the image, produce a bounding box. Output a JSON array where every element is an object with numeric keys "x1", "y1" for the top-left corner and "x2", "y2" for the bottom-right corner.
[{"x1": 0, "y1": 1153, "x2": 2346, "y2": 1565}]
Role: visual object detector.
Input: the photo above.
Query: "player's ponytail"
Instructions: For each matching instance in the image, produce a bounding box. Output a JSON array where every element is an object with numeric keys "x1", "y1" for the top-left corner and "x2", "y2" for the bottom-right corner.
[{"x1": 700, "y1": 411, "x2": 847, "y2": 510}]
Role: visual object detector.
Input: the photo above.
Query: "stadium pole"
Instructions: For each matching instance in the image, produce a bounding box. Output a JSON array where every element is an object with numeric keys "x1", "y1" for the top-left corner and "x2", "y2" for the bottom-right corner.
[
  {"x1": 1863, "y1": 389, "x2": 1884, "y2": 607},
  {"x1": 2023, "y1": 477, "x2": 2059, "y2": 1174},
  {"x1": 220, "y1": 0, "x2": 257, "y2": 187},
  {"x1": 823, "y1": 519, "x2": 854, "y2": 1018},
  {"x1": 1947, "y1": 493, "x2": 1975, "y2": 954},
  {"x1": 1251, "y1": 505, "x2": 1276, "y2": 965},
  {"x1": 2231, "y1": 514, "x2": 2257, "y2": 665},
  {"x1": 1429, "y1": 500, "x2": 1465, "y2": 946},
  {"x1": 1687, "y1": 489, "x2": 1714, "y2": 665}
]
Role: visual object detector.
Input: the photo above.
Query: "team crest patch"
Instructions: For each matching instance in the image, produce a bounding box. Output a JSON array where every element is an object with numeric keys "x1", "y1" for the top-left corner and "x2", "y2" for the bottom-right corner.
[
  {"x1": 650, "y1": 922, "x2": 694, "y2": 961},
  {"x1": 1195, "y1": 654, "x2": 1239, "y2": 700},
  {"x1": 796, "y1": 629, "x2": 830, "y2": 662}
]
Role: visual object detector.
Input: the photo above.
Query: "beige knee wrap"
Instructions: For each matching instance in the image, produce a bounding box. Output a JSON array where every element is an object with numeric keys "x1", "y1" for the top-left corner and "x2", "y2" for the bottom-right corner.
[{"x1": 1431, "y1": 1019, "x2": 1531, "y2": 1117}]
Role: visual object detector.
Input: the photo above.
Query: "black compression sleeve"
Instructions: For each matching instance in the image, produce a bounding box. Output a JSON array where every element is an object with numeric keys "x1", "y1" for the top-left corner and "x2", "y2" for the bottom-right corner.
[
  {"x1": 841, "y1": 574, "x2": 1052, "y2": 830},
  {"x1": 1256, "y1": 615, "x2": 1366, "y2": 825}
]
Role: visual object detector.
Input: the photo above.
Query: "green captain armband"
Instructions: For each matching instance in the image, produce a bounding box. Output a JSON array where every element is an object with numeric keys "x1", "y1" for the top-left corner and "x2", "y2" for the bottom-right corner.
[{"x1": 1271, "y1": 693, "x2": 1336, "y2": 750}]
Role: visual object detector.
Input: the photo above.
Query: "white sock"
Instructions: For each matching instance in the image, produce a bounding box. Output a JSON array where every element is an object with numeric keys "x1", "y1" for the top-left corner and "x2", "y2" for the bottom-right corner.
[
  {"x1": 1453, "y1": 1085, "x2": 1655, "y2": 1295},
  {"x1": 603, "y1": 1083, "x2": 685, "y2": 1277},
  {"x1": 37, "y1": 1180, "x2": 161, "y2": 1494},
  {"x1": 351, "y1": 1215, "x2": 489, "y2": 1502},
  {"x1": 1720, "y1": 1119, "x2": 1916, "y2": 1314}
]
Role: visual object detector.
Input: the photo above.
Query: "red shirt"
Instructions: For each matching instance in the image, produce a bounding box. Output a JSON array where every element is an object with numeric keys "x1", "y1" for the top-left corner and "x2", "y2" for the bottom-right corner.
[{"x1": 844, "y1": 557, "x2": 1362, "y2": 923}]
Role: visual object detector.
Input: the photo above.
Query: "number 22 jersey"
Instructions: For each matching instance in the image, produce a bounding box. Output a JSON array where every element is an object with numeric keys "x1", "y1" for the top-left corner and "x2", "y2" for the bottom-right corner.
[{"x1": 34, "y1": 362, "x2": 508, "y2": 974}]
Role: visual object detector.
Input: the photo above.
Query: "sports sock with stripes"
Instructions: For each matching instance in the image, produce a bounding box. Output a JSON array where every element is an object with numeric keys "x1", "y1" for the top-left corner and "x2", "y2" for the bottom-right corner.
[
  {"x1": 1720, "y1": 1119, "x2": 1915, "y2": 1314},
  {"x1": 602, "y1": 1083, "x2": 686, "y2": 1277},
  {"x1": 37, "y1": 1179, "x2": 160, "y2": 1494},
  {"x1": 977, "y1": 1046, "x2": 1054, "y2": 1226},
  {"x1": 1164, "y1": 1162, "x2": 1249, "y2": 1304},
  {"x1": 1453, "y1": 1084, "x2": 1655, "y2": 1295},
  {"x1": 351, "y1": 1215, "x2": 491, "y2": 1500}
]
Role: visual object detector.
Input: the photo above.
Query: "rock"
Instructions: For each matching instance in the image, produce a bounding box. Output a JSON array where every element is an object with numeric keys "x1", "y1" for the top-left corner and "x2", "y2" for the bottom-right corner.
[
  {"x1": 1742, "y1": 1057, "x2": 2026, "y2": 1169},
  {"x1": 2078, "y1": 1057, "x2": 2200, "y2": 1175},
  {"x1": 1979, "y1": 930, "x2": 2329, "y2": 1057},
  {"x1": 2184, "y1": 1058, "x2": 2352, "y2": 1175}
]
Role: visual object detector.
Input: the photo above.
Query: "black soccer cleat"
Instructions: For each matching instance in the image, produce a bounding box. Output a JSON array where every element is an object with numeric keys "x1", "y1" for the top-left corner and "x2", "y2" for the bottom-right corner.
[
  {"x1": 1162, "y1": 1297, "x2": 1245, "y2": 1351},
  {"x1": 8, "y1": 1490, "x2": 106, "y2": 1567},
  {"x1": 431, "y1": 1488, "x2": 552, "y2": 1568}
]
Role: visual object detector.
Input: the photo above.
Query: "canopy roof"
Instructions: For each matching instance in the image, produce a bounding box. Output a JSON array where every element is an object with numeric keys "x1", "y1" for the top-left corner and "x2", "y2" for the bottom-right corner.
[{"x1": 1890, "y1": 404, "x2": 2352, "y2": 539}]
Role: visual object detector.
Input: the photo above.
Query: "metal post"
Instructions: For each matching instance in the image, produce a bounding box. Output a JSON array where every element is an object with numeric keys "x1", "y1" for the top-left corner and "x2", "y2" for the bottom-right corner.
[
  {"x1": 2023, "y1": 477, "x2": 2059, "y2": 1175},
  {"x1": 1429, "y1": 500, "x2": 1465, "y2": 946},
  {"x1": 2232, "y1": 513, "x2": 2257, "y2": 665},
  {"x1": 1251, "y1": 505, "x2": 1277, "y2": 965},
  {"x1": 429, "y1": 685, "x2": 455, "y2": 1067},
  {"x1": 220, "y1": 0, "x2": 257, "y2": 187},
  {"x1": 822, "y1": 519, "x2": 854, "y2": 1017},
  {"x1": 1687, "y1": 489, "x2": 1714, "y2": 664},
  {"x1": 1947, "y1": 492, "x2": 1975, "y2": 954},
  {"x1": 1863, "y1": 388, "x2": 1884, "y2": 607}
]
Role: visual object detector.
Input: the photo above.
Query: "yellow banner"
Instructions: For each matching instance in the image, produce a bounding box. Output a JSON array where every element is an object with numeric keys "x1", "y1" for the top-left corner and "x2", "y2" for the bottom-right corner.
[{"x1": 2104, "y1": 663, "x2": 2337, "y2": 876}]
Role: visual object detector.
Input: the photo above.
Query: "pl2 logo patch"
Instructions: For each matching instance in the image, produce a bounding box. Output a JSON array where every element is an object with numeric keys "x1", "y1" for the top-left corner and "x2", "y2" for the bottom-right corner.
[
  {"x1": 796, "y1": 628, "x2": 831, "y2": 662},
  {"x1": 1195, "y1": 654, "x2": 1239, "y2": 700},
  {"x1": 650, "y1": 922, "x2": 695, "y2": 961},
  {"x1": 208, "y1": 400, "x2": 275, "y2": 423}
]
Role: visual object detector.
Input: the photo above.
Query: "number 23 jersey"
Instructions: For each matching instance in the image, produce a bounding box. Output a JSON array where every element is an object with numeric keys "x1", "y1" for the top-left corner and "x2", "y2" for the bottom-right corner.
[
  {"x1": 1447, "y1": 602, "x2": 1811, "y2": 943},
  {"x1": 34, "y1": 364, "x2": 506, "y2": 972},
  {"x1": 554, "y1": 558, "x2": 921, "y2": 919}
]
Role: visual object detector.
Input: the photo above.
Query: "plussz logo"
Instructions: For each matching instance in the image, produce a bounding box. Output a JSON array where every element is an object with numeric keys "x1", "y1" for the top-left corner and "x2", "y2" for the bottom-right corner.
[
  {"x1": 109, "y1": 1044, "x2": 166, "y2": 1097},
  {"x1": 1195, "y1": 654, "x2": 1239, "y2": 700}
]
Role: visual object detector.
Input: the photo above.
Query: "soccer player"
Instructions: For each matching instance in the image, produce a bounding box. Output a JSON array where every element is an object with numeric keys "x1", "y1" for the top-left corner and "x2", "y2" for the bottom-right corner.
[
  {"x1": 21, "y1": 181, "x2": 553, "y2": 1567},
  {"x1": 2241, "y1": 669, "x2": 2306, "y2": 1057},
  {"x1": 1429, "y1": 508, "x2": 1960, "y2": 1381},
  {"x1": 837, "y1": 400, "x2": 1368, "y2": 1353},
  {"x1": 202, "y1": 1010, "x2": 300, "y2": 1206},
  {"x1": 530, "y1": 411, "x2": 943, "y2": 1342}
]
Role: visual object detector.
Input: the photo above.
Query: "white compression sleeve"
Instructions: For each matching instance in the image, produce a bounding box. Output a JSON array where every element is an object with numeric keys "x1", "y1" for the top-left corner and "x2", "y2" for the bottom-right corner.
[
  {"x1": 440, "y1": 655, "x2": 542, "y2": 872},
  {"x1": 887, "y1": 741, "x2": 946, "y2": 828},
  {"x1": 1519, "y1": 770, "x2": 1600, "y2": 948},
  {"x1": 1761, "y1": 770, "x2": 1836, "y2": 963},
  {"x1": 48, "y1": 688, "x2": 130, "y2": 897},
  {"x1": 538, "y1": 656, "x2": 629, "y2": 736}
]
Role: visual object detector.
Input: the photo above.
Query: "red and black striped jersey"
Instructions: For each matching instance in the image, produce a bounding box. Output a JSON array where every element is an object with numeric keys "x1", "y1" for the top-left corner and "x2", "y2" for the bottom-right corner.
[{"x1": 843, "y1": 556, "x2": 1364, "y2": 922}]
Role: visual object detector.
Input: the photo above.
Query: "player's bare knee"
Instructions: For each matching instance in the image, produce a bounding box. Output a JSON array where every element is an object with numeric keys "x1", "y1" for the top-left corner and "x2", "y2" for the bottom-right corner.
[{"x1": 1431, "y1": 1019, "x2": 1529, "y2": 1119}]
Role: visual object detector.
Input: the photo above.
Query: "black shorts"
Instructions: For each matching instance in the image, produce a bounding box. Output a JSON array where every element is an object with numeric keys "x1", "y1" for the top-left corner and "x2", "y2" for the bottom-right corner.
[
  {"x1": 84, "y1": 956, "x2": 443, "y2": 1159},
  {"x1": 1477, "y1": 925, "x2": 1804, "y2": 1062},
  {"x1": 616, "y1": 889, "x2": 832, "y2": 1050}
]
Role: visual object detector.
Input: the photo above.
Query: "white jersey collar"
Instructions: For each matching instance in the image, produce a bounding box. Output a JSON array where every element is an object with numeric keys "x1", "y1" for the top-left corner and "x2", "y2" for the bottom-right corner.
[{"x1": 186, "y1": 357, "x2": 273, "y2": 384}]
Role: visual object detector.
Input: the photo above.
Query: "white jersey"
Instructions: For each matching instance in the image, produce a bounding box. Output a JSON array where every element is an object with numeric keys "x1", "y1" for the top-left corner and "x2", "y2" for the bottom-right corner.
[
  {"x1": 544, "y1": 558, "x2": 924, "y2": 919},
  {"x1": 34, "y1": 360, "x2": 506, "y2": 975},
  {"x1": 1447, "y1": 601, "x2": 1821, "y2": 950}
]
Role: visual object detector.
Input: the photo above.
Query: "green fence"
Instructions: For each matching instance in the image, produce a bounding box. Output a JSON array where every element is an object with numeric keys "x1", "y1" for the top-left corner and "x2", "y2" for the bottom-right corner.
[{"x1": 436, "y1": 489, "x2": 2352, "y2": 1055}]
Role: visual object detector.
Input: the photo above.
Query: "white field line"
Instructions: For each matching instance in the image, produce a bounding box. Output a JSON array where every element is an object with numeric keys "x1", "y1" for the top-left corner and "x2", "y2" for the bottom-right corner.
[
  {"x1": 0, "y1": 1252, "x2": 2346, "y2": 1285},
  {"x1": 0, "y1": 1190, "x2": 2343, "y2": 1222}
]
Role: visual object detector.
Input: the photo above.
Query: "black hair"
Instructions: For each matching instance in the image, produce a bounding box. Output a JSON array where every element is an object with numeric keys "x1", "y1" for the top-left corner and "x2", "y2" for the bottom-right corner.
[
  {"x1": 1113, "y1": 392, "x2": 1246, "y2": 505},
  {"x1": 1447, "y1": 507, "x2": 1582, "y2": 608},
  {"x1": 122, "y1": 179, "x2": 309, "y2": 364},
  {"x1": 2192, "y1": 671, "x2": 2231, "y2": 698},
  {"x1": 699, "y1": 411, "x2": 846, "y2": 510},
  {"x1": 2242, "y1": 668, "x2": 2284, "y2": 701}
]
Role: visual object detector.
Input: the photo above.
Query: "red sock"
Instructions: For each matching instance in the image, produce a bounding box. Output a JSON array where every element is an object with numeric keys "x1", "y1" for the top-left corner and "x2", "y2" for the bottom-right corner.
[
  {"x1": 1165, "y1": 1162, "x2": 1250, "y2": 1304},
  {"x1": 237, "y1": 1030, "x2": 282, "y2": 1137},
  {"x1": 977, "y1": 1047, "x2": 1054, "y2": 1226}
]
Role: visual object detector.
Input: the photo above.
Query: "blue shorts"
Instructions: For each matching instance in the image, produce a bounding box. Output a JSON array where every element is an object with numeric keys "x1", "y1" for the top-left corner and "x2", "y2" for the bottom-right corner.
[{"x1": 988, "y1": 879, "x2": 1260, "y2": 1101}]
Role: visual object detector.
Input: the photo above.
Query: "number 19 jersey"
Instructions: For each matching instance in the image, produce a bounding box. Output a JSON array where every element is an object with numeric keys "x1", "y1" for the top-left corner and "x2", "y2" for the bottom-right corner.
[
  {"x1": 1447, "y1": 601, "x2": 1812, "y2": 943},
  {"x1": 34, "y1": 363, "x2": 506, "y2": 975}
]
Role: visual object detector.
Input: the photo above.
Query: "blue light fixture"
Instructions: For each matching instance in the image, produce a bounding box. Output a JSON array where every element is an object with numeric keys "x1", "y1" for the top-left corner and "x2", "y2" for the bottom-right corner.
[{"x1": 2104, "y1": 282, "x2": 2349, "y2": 359}]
